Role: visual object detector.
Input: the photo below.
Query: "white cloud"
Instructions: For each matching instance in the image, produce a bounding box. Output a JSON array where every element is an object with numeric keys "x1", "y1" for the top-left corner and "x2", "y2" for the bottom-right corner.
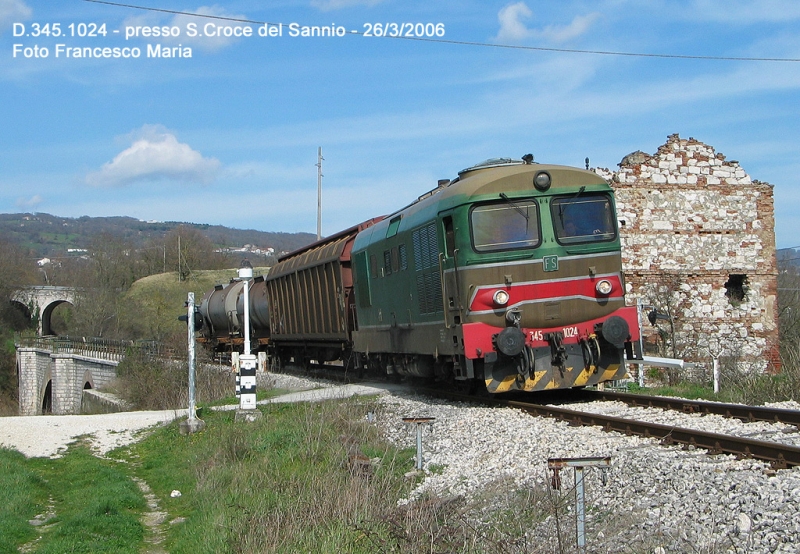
[
  {"x1": 534, "y1": 13, "x2": 600, "y2": 43},
  {"x1": 86, "y1": 125, "x2": 220, "y2": 187},
  {"x1": 0, "y1": 0, "x2": 30, "y2": 32},
  {"x1": 494, "y1": 3, "x2": 598, "y2": 44},
  {"x1": 311, "y1": 0, "x2": 384, "y2": 11},
  {"x1": 16, "y1": 194, "x2": 42, "y2": 210},
  {"x1": 495, "y1": 2, "x2": 534, "y2": 42}
]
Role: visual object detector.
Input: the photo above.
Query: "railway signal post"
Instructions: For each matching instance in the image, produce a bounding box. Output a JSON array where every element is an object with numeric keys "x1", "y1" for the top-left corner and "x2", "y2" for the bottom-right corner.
[
  {"x1": 179, "y1": 292, "x2": 206, "y2": 435},
  {"x1": 235, "y1": 260, "x2": 263, "y2": 423}
]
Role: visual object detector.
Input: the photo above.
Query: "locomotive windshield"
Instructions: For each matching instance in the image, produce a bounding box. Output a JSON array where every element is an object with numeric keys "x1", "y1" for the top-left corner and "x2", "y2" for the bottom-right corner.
[
  {"x1": 552, "y1": 193, "x2": 616, "y2": 244},
  {"x1": 471, "y1": 199, "x2": 541, "y2": 252}
]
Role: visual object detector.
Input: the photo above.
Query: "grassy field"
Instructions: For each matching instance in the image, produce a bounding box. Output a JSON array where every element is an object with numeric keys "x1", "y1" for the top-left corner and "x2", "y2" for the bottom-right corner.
[{"x1": 0, "y1": 397, "x2": 439, "y2": 554}]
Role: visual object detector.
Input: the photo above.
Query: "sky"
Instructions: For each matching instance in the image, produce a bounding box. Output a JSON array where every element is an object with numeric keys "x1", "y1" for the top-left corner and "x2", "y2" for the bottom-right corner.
[{"x1": 1, "y1": 0, "x2": 799, "y2": 249}]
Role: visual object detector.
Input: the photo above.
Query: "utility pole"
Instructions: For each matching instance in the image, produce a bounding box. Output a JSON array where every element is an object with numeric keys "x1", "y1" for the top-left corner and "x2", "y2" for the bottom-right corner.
[{"x1": 316, "y1": 147, "x2": 323, "y2": 241}]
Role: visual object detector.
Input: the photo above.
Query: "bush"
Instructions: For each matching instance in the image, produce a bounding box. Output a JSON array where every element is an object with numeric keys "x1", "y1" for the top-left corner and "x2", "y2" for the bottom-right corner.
[{"x1": 112, "y1": 350, "x2": 233, "y2": 410}]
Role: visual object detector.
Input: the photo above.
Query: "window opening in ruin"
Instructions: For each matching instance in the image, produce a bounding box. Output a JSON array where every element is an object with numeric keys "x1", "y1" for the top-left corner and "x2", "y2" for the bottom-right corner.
[{"x1": 724, "y1": 274, "x2": 748, "y2": 304}]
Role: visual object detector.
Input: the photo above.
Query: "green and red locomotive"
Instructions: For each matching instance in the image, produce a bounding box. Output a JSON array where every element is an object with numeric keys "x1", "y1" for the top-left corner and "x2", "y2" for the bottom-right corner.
[{"x1": 200, "y1": 156, "x2": 644, "y2": 393}]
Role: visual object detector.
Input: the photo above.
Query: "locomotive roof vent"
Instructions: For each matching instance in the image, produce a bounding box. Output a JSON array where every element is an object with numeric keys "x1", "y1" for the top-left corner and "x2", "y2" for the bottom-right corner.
[{"x1": 458, "y1": 156, "x2": 532, "y2": 175}]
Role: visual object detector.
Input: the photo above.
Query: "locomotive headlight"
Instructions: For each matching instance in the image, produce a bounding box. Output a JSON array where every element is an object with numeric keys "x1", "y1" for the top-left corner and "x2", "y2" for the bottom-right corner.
[
  {"x1": 596, "y1": 279, "x2": 613, "y2": 295},
  {"x1": 533, "y1": 171, "x2": 551, "y2": 191},
  {"x1": 493, "y1": 289, "x2": 510, "y2": 306}
]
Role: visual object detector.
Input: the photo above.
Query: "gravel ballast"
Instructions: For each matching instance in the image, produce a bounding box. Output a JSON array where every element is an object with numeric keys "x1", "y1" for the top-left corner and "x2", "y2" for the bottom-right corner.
[{"x1": 377, "y1": 393, "x2": 800, "y2": 553}]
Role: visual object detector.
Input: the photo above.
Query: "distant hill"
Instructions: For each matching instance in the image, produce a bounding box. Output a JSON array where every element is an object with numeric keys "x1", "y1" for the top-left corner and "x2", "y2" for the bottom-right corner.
[
  {"x1": 0, "y1": 213, "x2": 316, "y2": 259},
  {"x1": 778, "y1": 248, "x2": 800, "y2": 268}
]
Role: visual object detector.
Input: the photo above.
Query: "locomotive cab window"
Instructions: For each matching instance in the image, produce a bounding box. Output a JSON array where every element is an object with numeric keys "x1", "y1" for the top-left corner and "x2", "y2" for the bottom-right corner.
[
  {"x1": 552, "y1": 193, "x2": 616, "y2": 244},
  {"x1": 470, "y1": 199, "x2": 540, "y2": 252}
]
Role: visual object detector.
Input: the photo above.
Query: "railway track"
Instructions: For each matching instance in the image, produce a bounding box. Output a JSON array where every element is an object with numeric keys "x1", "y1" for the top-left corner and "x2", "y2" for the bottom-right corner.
[
  {"x1": 574, "y1": 389, "x2": 800, "y2": 428},
  {"x1": 420, "y1": 388, "x2": 800, "y2": 470},
  {"x1": 274, "y1": 365, "x2": 800, "y2": 469}
]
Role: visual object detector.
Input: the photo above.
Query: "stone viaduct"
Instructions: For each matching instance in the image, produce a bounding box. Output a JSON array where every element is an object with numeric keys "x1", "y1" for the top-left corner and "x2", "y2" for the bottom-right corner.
[
  {"x1": 12, "y1": 286, "x2": 129, "y2": 415},
  {"x1": 15, "y1": 336, "x2": 124, "y2": 415},
  {"x1": 11, "y1": 285, "x2": 78, "y2": 336}
]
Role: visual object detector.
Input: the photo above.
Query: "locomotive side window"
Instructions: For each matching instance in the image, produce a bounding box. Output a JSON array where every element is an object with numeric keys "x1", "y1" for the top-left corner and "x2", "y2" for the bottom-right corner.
[
  {"x1": 386, "y1": 216, "x2": 401, "y2": 238},
  {"x1": 470, "y1": 199, "x2": 540, "y2": 252},
  {"x1": 552, "y1": 193, "x2": 616, "y2": 244}
]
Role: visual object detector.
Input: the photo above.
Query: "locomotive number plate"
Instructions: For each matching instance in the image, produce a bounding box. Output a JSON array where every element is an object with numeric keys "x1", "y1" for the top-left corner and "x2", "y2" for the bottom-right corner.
[{"x1": 543, "y1": 255, "x2": 558, "y2": 272}]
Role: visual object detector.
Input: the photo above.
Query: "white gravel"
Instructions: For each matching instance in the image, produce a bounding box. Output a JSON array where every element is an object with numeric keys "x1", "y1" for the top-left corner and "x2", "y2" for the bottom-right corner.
[
  {"x1": 377, "y1": 393, "x2": 800, "y2": 554},
  {"x1": 0, "y1": 409, "x2": 187, "y2": 458},
  {"x1": 0, "y1": 373, "x2": 339, "y2": 458}
]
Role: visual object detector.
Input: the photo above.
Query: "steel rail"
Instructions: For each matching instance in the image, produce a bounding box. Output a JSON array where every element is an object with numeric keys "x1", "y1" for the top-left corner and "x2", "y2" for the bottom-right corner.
[
  {"x1": 413, "y1": 389, "x2": 800, "y2": 469},
  {"x1": 580, "y1": 390, "x2": 800, "y2": 428},
  {"x1": 507, "y1": 400, "x2": 800, "y2": 469}
]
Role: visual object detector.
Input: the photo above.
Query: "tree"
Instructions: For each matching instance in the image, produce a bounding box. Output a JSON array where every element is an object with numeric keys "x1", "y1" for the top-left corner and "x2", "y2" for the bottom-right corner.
[
  {"x1": 164, "y1": 225, "x2": 229, "y2": 281},
  {"x1": 778, "y1": 256, "x2": 800, "y2": 349},
  {"x1": 44, "y1": 233, "x2": 143, "y2": 339},
  {"x1": 0, "y1": 239, "x2": 38, "y2": 411}
]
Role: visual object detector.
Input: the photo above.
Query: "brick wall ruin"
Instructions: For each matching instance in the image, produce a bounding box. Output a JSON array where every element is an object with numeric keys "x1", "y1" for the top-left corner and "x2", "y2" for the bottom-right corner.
[{"x1": 595, "y1": 134, "x2": 779, "y2": 371}]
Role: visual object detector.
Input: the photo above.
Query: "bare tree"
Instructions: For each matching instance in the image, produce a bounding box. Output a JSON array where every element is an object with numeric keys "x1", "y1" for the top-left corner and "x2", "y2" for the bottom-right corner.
[{"x1": 164, "y1": 225, "x2": 229, "y2": 281}]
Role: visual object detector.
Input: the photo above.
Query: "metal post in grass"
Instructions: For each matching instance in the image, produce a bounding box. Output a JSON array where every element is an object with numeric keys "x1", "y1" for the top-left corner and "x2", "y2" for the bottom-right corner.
[
  {"x1": 402, "y1": 417, "x2": 435, "y2": 470},
  {"x1": 180, "y1": 292, "x2": 206, "y2": 435},
  {"x1": 548, "y1": 456, "x2": 611, "y2": 552}
]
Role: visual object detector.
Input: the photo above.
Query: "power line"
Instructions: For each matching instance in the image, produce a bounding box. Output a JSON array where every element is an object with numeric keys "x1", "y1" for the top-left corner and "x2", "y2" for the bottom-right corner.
[{"x1": 83, "y1": 0, "x2": 800, "y2": 63}]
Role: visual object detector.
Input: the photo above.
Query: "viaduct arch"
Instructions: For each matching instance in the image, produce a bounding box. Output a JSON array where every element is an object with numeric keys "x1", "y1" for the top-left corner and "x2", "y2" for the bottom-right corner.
[{"x1": 11, "y1": 286, "x2": 78, "y2": 336}]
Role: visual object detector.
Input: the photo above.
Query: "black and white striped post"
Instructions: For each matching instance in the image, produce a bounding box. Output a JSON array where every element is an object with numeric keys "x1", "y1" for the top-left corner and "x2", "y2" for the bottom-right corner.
[{"x1": 235, "y1": 260, "x2": 262, "y2": 422}]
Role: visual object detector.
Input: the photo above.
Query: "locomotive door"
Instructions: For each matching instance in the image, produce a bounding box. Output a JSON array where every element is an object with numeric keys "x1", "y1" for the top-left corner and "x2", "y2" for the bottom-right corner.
[{"x1": 440, "y1": 214, "x2": 463, "y2": 329}]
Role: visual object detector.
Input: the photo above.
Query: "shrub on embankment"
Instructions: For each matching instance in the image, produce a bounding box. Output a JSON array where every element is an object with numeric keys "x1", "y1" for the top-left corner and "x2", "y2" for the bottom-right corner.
[{"x1": 111, "y1": 351, "x2": 233, "y2": 411}]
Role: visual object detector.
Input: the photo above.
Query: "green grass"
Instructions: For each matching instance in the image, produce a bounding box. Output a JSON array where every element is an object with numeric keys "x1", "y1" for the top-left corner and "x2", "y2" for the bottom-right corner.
[
  {"x1": 625, "y1": 381, "x2": 717, "y2": 400},
  {"x1": 0, "y1": 445, "x2": 146, "y2": 554},
  {"x1": 121, "y1": 399, "x2": 416, "y2": 553},
  {"x1": 0, "y1": 448, "x2": 50, "y2": 552}
]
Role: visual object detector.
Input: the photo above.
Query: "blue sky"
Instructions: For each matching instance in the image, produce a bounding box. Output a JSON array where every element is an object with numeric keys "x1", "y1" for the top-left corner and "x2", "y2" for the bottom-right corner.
[{"x1": 2, "y1": 0, "x2": 798, "y2": 249}]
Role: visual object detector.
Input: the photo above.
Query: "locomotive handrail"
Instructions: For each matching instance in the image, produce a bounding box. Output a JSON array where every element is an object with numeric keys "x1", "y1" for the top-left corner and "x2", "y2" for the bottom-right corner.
[{"x1": 438, "y1": 252, "x2": 450, "y2": 329}]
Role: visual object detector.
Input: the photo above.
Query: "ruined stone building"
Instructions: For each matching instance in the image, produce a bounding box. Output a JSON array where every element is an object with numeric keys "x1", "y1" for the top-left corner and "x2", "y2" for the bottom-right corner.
[{"x1": 595, "y1": 134, "x2": 779, "y2": 371}]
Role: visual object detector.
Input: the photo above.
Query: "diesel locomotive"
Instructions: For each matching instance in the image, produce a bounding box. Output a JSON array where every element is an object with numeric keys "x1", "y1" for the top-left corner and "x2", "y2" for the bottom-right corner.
[{"x1": 199, "y1": 156, "x2": 644, "y2": 393}]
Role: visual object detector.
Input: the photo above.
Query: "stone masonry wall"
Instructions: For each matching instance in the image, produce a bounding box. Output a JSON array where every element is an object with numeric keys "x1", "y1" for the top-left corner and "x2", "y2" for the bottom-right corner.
[
  {"x1": 595, "y1": 134, "x2": 778, "y2": 370},
  {"x1": 16, "y1": 348, "x2": 119, "y2": 415},
  {"x1": 16, "y1": 348, "x2": 52, "y2": 416}
]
